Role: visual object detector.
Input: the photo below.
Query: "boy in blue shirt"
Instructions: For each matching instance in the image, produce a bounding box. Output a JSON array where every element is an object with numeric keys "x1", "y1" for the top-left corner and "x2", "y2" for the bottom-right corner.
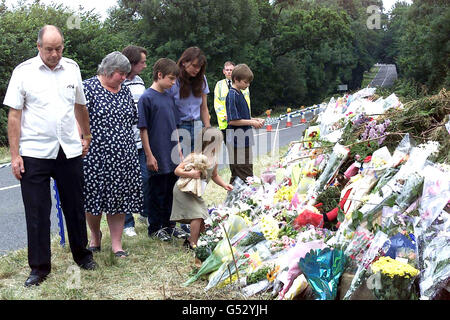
[
  {"x1": 225, "y1": 64, "x2": 264, "y2": 185},
  {"x1": 138, "y1": 58, "x2": 182, "y2": 241}
]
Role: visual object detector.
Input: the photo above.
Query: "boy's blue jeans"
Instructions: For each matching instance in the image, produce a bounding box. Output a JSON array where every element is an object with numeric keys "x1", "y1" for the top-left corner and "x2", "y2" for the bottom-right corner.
[{"x1": 124, "y1": 148, "x2": 150, "y2": 229}]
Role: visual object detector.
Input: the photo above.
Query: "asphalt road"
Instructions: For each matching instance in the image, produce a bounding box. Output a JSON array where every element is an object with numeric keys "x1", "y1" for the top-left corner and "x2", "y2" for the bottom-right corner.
[
  {"x1": 370, "y1": 64, "x2": 398, "y2": 88},
  {"x1": 0, "y1": 108, "x2": 318, "y2": 256},
  {"x1": 0, "y1": 168, "x2": 60, "y2": 256}
]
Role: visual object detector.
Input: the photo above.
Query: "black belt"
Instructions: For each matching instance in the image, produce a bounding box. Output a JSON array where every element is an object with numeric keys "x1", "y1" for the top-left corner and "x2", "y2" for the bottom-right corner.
[{"x1": 180, "y1": 119, "x2": 200, "y2": 124}]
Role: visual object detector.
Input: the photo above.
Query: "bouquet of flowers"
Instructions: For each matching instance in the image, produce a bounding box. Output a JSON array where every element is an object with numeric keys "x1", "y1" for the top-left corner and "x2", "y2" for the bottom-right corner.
[
  {"x1": 343, "y1": 226, "x2": 374, "y2": 273},
  {"x1": 394, "y1": 171, "x2": 424, "y2": 210},
  {"x1": 414, "y1": 209, "x2": 450, "y2": 300},
  {"x1": 260, "y1": 215, "x2": 280, "y2": 240},
  {"x1": 194, "y1": 229, "x2": 223, "y2": 262},
  {"x1": 343, "y1": 231, "x2": 390, "y2": 300},
  {"x1": 261, "y1": 170, "x2": 276, "y2": 184},
  {"x1": 417, "y1": 164, "x2": 450, "y2": 230},
  {"x1": 298, "y1": 247, "x2": 347, "y2": 300},
  {"x1": 224, "y1": 177, "x2": 251, "y2": 207},
  {"x1": 183, "y1": 215, "x2": 248, "y2": 286},
  {"x1": 273, "y1": 184, "x2": 297, "y2": 204},
  {"x1": 307, "y1": 143, "x2": 349, "y2": 202},
  {"x1": 369, "y1": 256, "x2": 419, "y2": 300}
]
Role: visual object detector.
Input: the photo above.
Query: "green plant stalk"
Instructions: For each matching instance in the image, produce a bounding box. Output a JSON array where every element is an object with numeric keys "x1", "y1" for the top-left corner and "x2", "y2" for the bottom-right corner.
[{"x1": 221, "y1": 223, "x2": 240, "y2": 285}]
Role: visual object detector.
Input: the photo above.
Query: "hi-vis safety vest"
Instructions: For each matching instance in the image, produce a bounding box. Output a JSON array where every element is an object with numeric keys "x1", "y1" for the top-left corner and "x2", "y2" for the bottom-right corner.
[{"x1": 213, "y1": 79, "x2": 250, "y2": 130}]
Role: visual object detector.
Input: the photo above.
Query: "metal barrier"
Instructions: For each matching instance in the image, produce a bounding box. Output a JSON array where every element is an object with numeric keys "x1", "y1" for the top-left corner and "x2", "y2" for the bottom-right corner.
[{"x1": 263, "y1": 104, "x2": 323, "y2": 126}]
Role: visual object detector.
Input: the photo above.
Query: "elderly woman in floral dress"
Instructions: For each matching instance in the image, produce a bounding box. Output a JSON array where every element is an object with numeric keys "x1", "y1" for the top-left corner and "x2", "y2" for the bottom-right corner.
[{"x1": 82, "y1": 51, "x2": 143, "y2": 258}]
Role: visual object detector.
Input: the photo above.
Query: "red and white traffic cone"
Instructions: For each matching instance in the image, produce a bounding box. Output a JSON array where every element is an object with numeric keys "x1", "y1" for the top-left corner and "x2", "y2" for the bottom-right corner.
[
  {"x1": 286, "y1": 108, "x2": 292, "y2": 128},
  {"x1": 300, "y1": 112, "x2": 306, "y2": 123},
  {"x1": 265, "y1": 109, "x2": 272, "y2": 132}
]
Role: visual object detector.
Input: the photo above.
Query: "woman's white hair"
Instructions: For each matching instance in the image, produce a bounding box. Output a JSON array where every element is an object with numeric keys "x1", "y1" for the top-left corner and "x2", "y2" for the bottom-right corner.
[{"x1": 97, "y1": 51, "x2": 131, "y2": 77}]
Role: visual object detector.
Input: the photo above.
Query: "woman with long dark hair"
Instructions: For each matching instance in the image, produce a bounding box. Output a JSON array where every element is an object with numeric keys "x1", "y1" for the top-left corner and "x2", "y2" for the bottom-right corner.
[{"x1": 169, "y1": 47, "x2": 211, "y2": 156}]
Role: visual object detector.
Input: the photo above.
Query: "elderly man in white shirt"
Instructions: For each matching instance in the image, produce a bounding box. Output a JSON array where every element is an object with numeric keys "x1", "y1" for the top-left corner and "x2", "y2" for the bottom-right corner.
[{"x1": 4, "y1": 25, "x2": 97, "y2": 287}]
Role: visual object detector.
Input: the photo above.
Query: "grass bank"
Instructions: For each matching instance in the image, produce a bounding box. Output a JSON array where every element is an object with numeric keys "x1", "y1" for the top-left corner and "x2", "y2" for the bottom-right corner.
[
  {"x1": 0, "y1": 147, "x2": 9, "y2": 164},
  {"x1": 361, "y1": 65, "x2": 380, "y2": 88}
]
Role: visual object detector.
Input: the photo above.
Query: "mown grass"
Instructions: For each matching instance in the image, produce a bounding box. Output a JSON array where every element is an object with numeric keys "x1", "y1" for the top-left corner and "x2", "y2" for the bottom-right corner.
[
  {"x1": 361, "y1": 65, "x2": 381, "y2": 88},
  {"x1": 0, "y1": 146, "x2": 288, "y2": 300},
  {"x1": 0, "y1": 146, "x2": 9, "y2": 164}
]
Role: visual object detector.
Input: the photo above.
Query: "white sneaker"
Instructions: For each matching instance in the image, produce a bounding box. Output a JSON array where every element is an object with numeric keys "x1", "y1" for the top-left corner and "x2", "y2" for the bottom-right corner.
[{"x1": 124, "y1": 227, "x2": 137, "y2": 237}]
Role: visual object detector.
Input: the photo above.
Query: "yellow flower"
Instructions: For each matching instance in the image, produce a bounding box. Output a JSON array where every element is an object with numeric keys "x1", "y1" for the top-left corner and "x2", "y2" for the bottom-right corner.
[
  {"x1": 273, "y1": 185, "x2": 297, "y2": 204},
  {"x1": 266, "y1": 265, "x2": 280, "y2": 282},
  {"x1": 371, "y1": 256, "x2": 419, "y2": 278},
  {"x1": 260, "y1": 215, "x2": 280, "y2": 240},
  {"x1": 217, "y1": 273, "x2": 239, "y2": 288}
]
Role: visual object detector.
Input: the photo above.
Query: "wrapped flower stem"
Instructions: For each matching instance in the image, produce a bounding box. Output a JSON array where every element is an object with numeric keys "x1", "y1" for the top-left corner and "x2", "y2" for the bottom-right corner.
[
  {"x1": 395, "y1": 172, "x2": 424, "y2": 210},
  {"x1": 343, "y1": 231, "x2": 390, "y2": 300},
  {"x1": 308, "y1": 143, "x2": 349, "y2": 201},
  {"x1": 343, "y1": 226, "x2": 374, "y2": 273},
  {"x1": 298, "y1": 247, "x2": 347, "y2": 300},
  {"x1": 414, "y1": 210, "x2": 450, "y2": 300},
  {"x1": 183, "y1": 215, "x2": 248, "y2": 286}
]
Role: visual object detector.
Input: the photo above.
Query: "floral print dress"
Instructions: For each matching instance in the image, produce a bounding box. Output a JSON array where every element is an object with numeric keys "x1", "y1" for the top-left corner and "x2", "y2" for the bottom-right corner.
[{"x1": 82, "y1": 76, "x2": 143, "y2": 215}]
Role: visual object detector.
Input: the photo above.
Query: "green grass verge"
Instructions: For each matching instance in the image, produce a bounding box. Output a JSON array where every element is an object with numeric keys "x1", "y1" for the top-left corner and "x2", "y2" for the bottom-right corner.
[
  {"x1": 0, "y1": 147, "x2": 9, "y2": 164},
  {"x1": 361, "y1": 65, "x2": 381, "y2": 88}
]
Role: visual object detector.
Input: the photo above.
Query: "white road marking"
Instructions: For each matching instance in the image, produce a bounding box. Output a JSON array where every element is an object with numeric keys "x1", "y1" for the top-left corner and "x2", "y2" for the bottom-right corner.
[
  {"x1": 381, "y1": 65, "x2": 392, "y2": 87},
  {"x1": 254, "y1": 123, "x2": 307, "y2": 137},
  {"x1": 0, "y1": 184, "x2": 20, "y2": 191}
]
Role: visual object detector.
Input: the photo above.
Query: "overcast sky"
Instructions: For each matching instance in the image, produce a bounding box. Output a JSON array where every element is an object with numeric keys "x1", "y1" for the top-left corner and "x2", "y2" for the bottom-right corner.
[{"x1": 5, "y1": 0, "x2": 413, "y2": 21}]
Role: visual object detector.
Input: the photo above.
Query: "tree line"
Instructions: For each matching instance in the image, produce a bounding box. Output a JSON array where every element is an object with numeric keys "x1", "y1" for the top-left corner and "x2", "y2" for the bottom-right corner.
[{"x1": 0, "y1": 0, "x2": 448, "y2": 147}]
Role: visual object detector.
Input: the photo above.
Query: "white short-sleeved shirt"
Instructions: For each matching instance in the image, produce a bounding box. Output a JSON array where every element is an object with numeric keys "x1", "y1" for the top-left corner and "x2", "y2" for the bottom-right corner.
[
  {"x1": 3, "y1": 54, "x2": 87, "y2": 159},
  {"x1": 122, "y1": 75, "x2": 145, "y2": 149}
]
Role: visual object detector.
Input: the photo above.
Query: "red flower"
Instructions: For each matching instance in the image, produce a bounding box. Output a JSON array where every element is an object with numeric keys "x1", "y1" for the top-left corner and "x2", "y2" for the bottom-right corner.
[{"x1": 292, "y1": 209, "x2": 324, "y2": 229}]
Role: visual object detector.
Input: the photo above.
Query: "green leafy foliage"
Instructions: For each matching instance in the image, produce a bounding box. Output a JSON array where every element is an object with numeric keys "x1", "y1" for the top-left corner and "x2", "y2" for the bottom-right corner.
[
  {"x1": 246, "y1": 265, "x2": 271, "y2": 285},
  {"x1": 383, "y1": 0, "x2": 450, "y2": 93},
  {"x1": 2, "y1": 0, "x2": 446, "y2": 147}
]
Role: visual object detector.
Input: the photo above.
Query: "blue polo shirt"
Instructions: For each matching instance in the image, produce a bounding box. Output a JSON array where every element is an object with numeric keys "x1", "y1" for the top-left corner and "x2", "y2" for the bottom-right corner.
[
  {"x1": 226, "y1": 87, "x2": 254, "y2": 148},
  {"x1": 137, "y1": 88, "x2": 181, "y2": 175}
]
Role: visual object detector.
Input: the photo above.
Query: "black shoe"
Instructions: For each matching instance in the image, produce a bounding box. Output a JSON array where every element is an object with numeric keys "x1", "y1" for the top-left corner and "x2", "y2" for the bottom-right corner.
[
  {"x1": 150, "y1": 228, "x2": 172, "y2": 242},
  {"x1": 180, "y1": 224, "x2": 191, "y2": 233},
  {"x1": 169, "y1": 227, "x2": 189, "y2": 239},
  {"x1": 88, "y1": 231, "x2": 102, "y2": 252},
  {"x1": 24, "y1": 274, "x2": 47, "y2": 287},
  {"x1": 183, "y1": 239, "x2": 195, "y2": 250},
  {"x1": 113, "y1": 250, "x2": 129, "y2": 258},
  {"x1": 79, "y1": 259, "x2": 98, "y2": 271}
]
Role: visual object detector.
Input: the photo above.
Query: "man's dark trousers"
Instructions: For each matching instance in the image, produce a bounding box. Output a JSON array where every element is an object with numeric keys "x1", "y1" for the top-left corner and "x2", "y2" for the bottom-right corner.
[{"x1": 20, "y1": 147, "x2": 92, "y2": 277}]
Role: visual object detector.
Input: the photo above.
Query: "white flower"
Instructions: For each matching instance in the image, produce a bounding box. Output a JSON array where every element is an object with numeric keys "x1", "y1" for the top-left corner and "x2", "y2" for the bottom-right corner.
[
  {"x1": 198, "y1": 240, "x2": 208, "y2": 247},
  {"x1": 206, "y1": 230, "x2": 213, "y2": 236},
  {"x1": 238, "y1": 203, "x2": 252, "y2": 212}
]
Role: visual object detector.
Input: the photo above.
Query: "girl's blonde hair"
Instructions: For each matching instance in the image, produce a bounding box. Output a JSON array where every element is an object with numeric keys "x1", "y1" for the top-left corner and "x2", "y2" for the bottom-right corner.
[{"x1": 194, "y1": 127, "x2": 223, "y2": 166}]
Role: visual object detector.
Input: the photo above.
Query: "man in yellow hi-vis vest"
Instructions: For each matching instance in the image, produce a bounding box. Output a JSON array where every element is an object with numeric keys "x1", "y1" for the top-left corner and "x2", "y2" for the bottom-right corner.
[{"x1": 214, "y1": 61, "x2": 250, "y2": 141}]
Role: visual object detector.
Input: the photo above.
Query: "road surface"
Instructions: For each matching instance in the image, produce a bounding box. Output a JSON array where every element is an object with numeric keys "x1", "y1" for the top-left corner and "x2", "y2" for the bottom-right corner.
[{"x1": 370, "y1": 64, "x2": 398, "y2": 88}]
